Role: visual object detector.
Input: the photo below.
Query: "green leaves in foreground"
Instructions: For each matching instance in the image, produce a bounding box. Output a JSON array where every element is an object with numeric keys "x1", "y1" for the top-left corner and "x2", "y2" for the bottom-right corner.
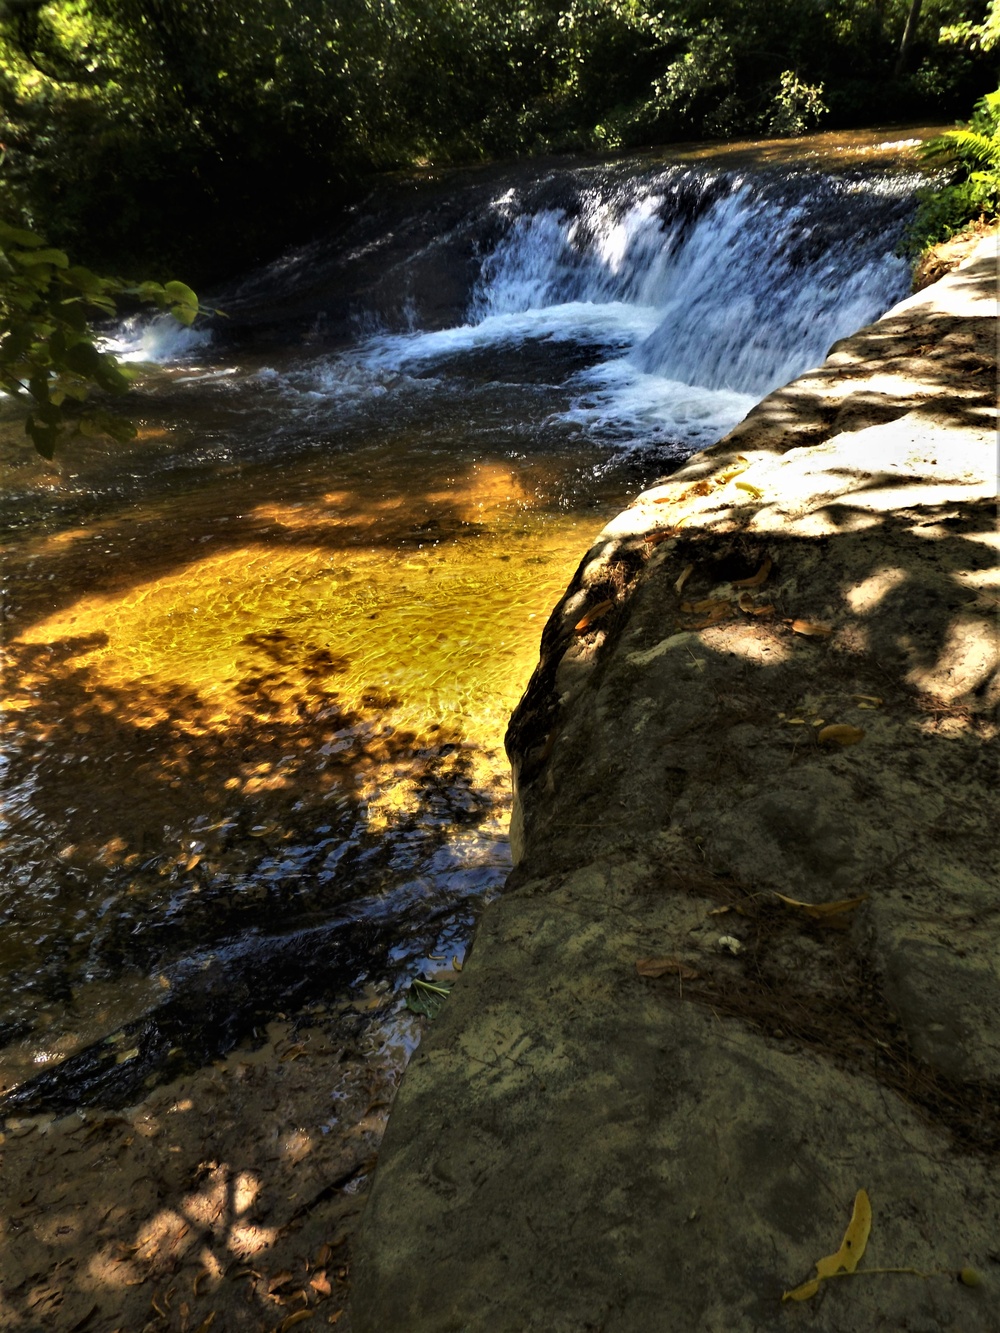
[
  {"x1": 0, "y1": 219, "x2": 204, "y2": 457},
  {"x1": 405, "y1": 976, "x2": 454, "y2": 1020}
]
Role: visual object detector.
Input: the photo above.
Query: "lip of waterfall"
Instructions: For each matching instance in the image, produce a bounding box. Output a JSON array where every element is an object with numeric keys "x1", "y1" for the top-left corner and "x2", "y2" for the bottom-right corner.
[{"x1": 274, "y1": 163, "x2": 918, "y2": 452}]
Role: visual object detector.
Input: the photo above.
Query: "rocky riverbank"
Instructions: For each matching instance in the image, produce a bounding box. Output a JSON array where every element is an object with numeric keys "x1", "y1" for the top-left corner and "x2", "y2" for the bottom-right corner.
[{"x1": 352, "y1": 234, "x2": 998, "y2": 1331}]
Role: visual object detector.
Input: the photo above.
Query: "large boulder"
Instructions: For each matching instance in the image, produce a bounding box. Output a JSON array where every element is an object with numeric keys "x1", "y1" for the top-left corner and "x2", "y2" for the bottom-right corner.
[{"x1": 351, "y1": 236, "x2": 998, "y2": 1332}]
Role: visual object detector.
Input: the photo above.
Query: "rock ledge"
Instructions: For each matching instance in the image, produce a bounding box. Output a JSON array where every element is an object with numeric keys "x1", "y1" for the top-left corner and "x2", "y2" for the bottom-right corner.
[{"x1": 352, "y1": 236, "x2": 998, "y2": 1332}]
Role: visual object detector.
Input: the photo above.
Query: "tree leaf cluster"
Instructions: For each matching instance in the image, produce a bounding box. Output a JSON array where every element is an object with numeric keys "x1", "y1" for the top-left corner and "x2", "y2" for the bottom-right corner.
[
  {"x1": 2, "y1": 1, "x2": 997, "y2": 286},
  {"x1": 904, "y1": 82, "x2": 1000, "y2": 254},
  {"x1": 0, "y1": 218, "x2": 201, "y2": 456}
]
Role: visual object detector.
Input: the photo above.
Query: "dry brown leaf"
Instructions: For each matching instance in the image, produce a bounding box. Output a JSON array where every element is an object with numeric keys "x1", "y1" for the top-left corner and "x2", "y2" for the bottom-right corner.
[
  {"x1": 681, "y1": 598, "x2": 729, "y2": 614},
  {"x1": 644, "y1": 528, "x2": 676, "y2": 546},
  {"x1": 685, "y1": 603, "x2": 732, "y2": 628},
  {"x1": 674, "y1": 563, "x2": 694, "y2": 596},
  {"x1": 575, "y1": 599, "x2": 614, "y2": 632},
  {"x1": 790, "y1": 618, "x2": 833, "y2": 637},
  {"x1": 774, "y1": 892, "x2": 868, "y2": 920},
  {"x1": 733, "y1": 557, "x2": 772, "y2": 588},
  {"x1": 737, "y1": 591, "x2": 774, "y2": 615},
  {"x1": 689, "y1": 479, "x2": 714, "y2": 496},
  {"x1": 315, "y1": 1245, "x2": 333, "y2": 1267},
  {"x1": 310, "y1": 1271, "x2": 332, "y2": 1298},
  {"x1": 635, "y1": 957, "x2": 700, "y2": 980},
  {"x1": 194, "y1": 1316, "x2": 217, "y2": 1333},
  {"x1": 817, "y1": 724, "x2": 865, "y2": 747},
  {"x1": 268, "y1": 1271, "x2": 294, "y2": 1295},
  {"x1": 278, "y1": 1312, "x2": 314, "y2": 1331},
  {"x1": 852, "y1": 694, "x2": 883, "y2": 708}
]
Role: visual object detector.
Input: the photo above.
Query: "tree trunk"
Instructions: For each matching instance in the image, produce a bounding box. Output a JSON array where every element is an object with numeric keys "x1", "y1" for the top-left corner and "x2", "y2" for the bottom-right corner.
[{"x1": 893, "y1": 0, "x2": 924, "y2": 77}]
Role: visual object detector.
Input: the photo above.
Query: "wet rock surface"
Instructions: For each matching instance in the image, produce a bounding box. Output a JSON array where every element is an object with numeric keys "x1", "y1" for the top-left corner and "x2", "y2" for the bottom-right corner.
[{"x1": 352, "y1": 236, "x2": 999, "y2": 1331}]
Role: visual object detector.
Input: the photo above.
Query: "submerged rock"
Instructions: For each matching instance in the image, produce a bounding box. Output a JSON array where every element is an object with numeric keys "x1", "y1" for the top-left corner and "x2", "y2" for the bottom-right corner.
[{"x1": 351, "y1": 236, "x2": 999, "y2": 1331}]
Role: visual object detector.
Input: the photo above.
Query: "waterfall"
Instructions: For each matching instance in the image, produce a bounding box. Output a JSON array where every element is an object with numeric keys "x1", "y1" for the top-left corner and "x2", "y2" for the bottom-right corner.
[
  {"x1": 340, "y1": 164, "x2": 916, "y2": 453},
  {"x1": 123, "y1": 157, "x2": 919, "y2": 459}
]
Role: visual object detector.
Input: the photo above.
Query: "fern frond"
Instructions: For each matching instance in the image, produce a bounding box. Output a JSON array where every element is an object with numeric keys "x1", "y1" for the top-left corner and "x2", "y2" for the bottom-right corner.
[{"x1": 920, "y1": 128, "x2": 1000, "y2": 171}]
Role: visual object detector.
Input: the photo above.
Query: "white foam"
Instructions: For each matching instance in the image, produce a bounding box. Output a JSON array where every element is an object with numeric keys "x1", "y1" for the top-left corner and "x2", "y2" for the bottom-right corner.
[{"x1": 104, "y1": 315, "x2": 213, "y2": 364}]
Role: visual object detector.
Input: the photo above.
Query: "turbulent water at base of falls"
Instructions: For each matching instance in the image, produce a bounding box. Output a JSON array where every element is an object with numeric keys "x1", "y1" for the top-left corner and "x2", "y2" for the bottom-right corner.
[{"x1": 114, "y1": 160, "x2": 917, "y2": 459}]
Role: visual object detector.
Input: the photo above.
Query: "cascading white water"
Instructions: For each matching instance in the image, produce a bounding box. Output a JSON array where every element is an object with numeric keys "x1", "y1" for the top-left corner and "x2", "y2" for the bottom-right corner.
[{"x1": 337, "y1": 166, "x2": 915, "y2": 452}]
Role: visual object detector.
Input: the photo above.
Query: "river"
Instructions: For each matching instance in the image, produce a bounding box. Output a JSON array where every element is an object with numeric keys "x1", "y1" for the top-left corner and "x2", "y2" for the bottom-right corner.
[{"x1": 0, "y1": 128, "x2": 933, "y2": 1115}]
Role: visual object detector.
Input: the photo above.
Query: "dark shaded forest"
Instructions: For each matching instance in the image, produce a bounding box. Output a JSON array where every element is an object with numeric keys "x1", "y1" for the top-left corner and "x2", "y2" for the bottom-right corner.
[{"x1": 2, "y1": 0, "x2": 998, "y2": 284}]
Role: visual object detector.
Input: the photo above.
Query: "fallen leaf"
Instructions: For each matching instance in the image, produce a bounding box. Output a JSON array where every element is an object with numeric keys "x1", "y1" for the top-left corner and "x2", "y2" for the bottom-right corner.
[
  {"x1": 681, "y1": 597, "x2": 728, "y2": 613},
  {"x1": 644, "y1": 528, "x2": 676, "y2": 546},
  {"x1": 114, "y1": 1048, "x2": 141, "y2": 1064},
  {"x1": 737, "y1": 591, "x2": 774, "y2": 615},
  {"x1": 575, "y1": 599, "x2": 614, "y2": 632},
  {"x1": 707, "y1": 906, "x2": 731, "y2": 917},
  {"x1": 717, "y1": 935, "x2": 743, "y2": 956},
  {"x1": 279, "y1": 1312, "x2": 314, "y2": 1331},
  {"x1": 689, "y1": 479, "x2": 714, "y2": 496},
  {"x1": 782, "y1": 1277, "x2": 821, "y2": 1302},
  {"x1": 635, "y1": 957, "x2": 700, "y2": 980},
  {"x1": 310, "y1": 1271, "x2": 332, "y2": 1298},
  {"x1": 774, "y1": 892, "x2": 868, "y2": 920},
  {"x1": 674, "y1": 563, "x2": 694, "y2": 596},
  {"x1": 816, "y1": 1189, "x2": 872, "y2": 1278},
  {"x1": 268, "y1": 1271, "x2": 294, "y2": 1295},
  {"x1": 733, "y1": 557, "x2": 772, "y2": 588},
  {"x1": 817, "y1": 724, "x2": 865, "y2": 747},
  {"x1": 782, "y1": 1189, "x2": 871, "y2": 1302},
  {"x1": 735, "y1": 480, "x2": 764, "y2": 499},
  {"x1": 194, "y1": 1316, "x2": 217, "y2": 1333},
  {"x1": 315, "y1": 1245, "x2": 333, "y2": 1267},
  {"x1": 790, "y1": 619, "x2": 833, "y2": 637},
  {"x1": 716, "y1": 460, "x2": 750, "y2": 483},
  {"x1": 852, "y1": 694, "x2": 883, "y2": 707}
]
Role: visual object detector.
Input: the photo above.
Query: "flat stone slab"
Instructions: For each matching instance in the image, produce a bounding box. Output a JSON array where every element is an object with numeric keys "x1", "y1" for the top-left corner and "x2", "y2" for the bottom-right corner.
[{"x1": 352, "y1": 236, "x2": 999, "y2": 1331}]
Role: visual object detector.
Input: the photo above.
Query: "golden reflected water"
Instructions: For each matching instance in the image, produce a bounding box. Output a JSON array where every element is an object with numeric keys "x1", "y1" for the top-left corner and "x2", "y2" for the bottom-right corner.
[{"x1": 0, "y1": 429, "x2": 624, "y2": 1077}]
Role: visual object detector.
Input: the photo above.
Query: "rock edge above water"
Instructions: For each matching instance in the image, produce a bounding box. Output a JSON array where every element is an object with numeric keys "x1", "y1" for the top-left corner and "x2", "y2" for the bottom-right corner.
[{"x1": 352, "y1": 236, "x2": 999, "y2": 1332}]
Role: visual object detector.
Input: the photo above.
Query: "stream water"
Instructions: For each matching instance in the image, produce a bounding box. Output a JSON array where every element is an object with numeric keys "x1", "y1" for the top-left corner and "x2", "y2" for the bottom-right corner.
[{"x1": 0, "y1": 130, "x2": 931, "y2": 1113}]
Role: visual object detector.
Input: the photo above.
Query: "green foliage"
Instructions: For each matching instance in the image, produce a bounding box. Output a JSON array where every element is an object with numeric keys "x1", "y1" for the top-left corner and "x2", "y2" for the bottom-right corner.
[
  {"x1": 1, "y1": 1, "x2": 996, "y2": 284},
  {"x1": 905, "y1": 86, "x2": 1000, "y2": 254},
  {"x1": 0, "y1": 218, "x2": 201, "y2": 457}
]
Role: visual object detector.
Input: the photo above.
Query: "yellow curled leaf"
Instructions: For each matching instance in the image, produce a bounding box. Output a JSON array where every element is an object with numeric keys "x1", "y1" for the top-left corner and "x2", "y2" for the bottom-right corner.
[
  {"x1": 782, "y1": 1277, "x2": 821, "y2": 1303},
  {"x1": 817, "y1": 724, "x2": 865, "y2": 747},
  {"x1": 852, "y1": 694, "x2": 883, "y2": 707},
  {"x1": 674, "y1": 563, "x2": 694, "y2": 596},
  {"x1": 575, "y1": 599, "x2": 613, "y2": 632},
  {"x1": 815, "y1": 1189, "x2": 872, "y2": 1278},
  {"x1": 716, "y1": 462, "x2": 750, "y2": 483},
  {"x1": 735, "y1": 480, "x2": 764, "y2": 499}
]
